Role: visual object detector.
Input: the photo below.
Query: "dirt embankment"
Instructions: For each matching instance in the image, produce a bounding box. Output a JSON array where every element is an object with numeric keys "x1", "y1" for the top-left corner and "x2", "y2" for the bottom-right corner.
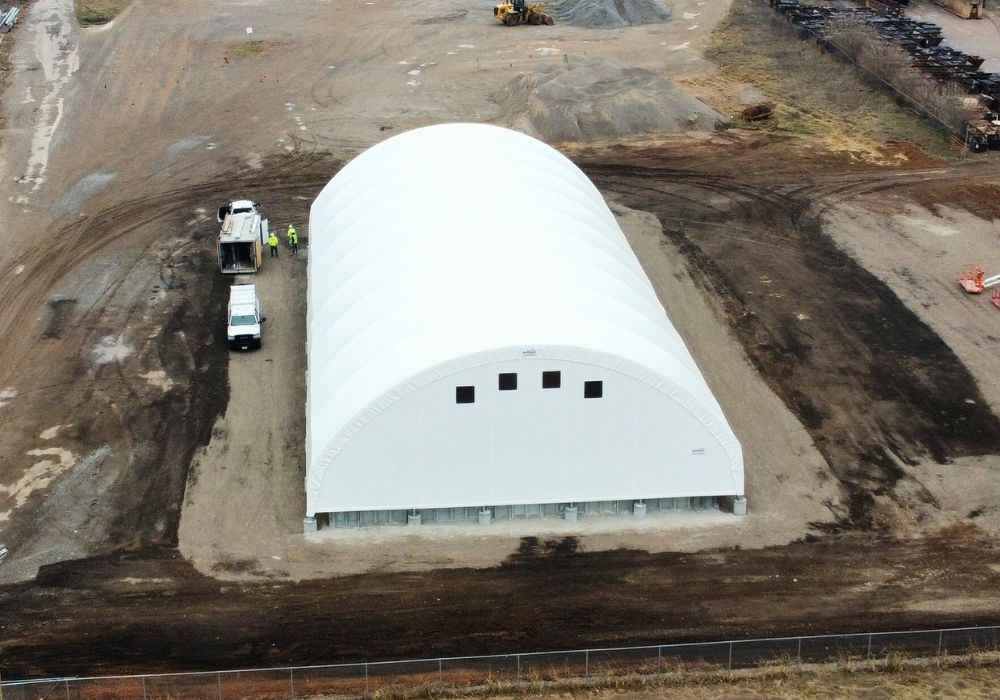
[{"x1": 2, "y1": 531, "x2": 999, "y2": 677}]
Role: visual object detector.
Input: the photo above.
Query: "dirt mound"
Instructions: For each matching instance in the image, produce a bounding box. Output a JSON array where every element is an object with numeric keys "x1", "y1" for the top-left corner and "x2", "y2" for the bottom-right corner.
[
  {"x1": 553, "y1": 0, "x2": 671, "y2": 27},
  {"x1": 502, "y1": 59, "x2": 721, "y2": 142}
]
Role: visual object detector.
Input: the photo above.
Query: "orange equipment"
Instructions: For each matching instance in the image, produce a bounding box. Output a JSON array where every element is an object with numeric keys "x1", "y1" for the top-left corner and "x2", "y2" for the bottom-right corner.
[
  {"x1": 959, "y1": 265, "x2": 985, "y2": 293},
  {"x1": 993, "y1": 288, "x2": 1000, "y2": 311}
]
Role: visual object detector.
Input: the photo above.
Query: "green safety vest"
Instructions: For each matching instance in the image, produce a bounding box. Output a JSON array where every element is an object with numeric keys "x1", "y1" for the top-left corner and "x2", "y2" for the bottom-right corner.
[{"x1": 268, "y1": 235, "x2": 279, "y2": 247}]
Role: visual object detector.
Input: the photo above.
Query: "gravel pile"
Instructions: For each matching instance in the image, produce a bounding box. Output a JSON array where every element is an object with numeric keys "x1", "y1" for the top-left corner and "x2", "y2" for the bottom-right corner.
[
  {"x1": 502, "y1": 58, "x2": 721, "y2": 142},
  {"x1": 552, "y1": 0, "x2": 671, "y2": 27}
]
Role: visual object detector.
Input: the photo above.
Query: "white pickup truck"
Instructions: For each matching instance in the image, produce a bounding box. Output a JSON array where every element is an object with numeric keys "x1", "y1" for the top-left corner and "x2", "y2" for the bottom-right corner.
[
  {"x1": 227, "y1": 284, "x2": 265, "y2": 350},
  {"x1": 217, "y1": 200, "x2": 270, "y2": 274}
]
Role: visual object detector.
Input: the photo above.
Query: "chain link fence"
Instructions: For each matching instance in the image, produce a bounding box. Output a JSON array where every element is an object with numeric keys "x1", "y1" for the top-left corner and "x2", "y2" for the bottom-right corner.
[{"x1": 2, "y1": 625, "x2": 998, "y2": 699}]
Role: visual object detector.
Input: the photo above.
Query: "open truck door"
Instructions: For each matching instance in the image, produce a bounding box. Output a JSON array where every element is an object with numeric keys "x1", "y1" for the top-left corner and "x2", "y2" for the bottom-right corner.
[{"x1": 217, "y1": 205, "x2": 230, "y2": 223}]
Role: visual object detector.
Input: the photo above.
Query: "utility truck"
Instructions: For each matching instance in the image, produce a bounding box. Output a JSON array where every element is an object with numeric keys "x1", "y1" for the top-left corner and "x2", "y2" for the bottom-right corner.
[
  {"x1": 227, "y1": 284, "x2": 265, "y2": 350},
  {"x1": 217, "y1": 200, "x2": 270, "y2": 274}
]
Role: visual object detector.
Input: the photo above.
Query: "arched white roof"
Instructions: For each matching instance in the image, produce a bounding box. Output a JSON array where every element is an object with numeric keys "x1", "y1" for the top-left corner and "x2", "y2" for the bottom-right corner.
[{"x1": 306, "y1": 123, "x2": 742, "y2": 514}]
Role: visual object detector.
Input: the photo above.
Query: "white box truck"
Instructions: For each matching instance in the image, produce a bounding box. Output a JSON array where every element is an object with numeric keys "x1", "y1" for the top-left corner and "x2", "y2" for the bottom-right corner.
[
  {"x1": 227, "y1": 284, "x2": 265, "y2": 350},
  {"x1": 217, "y1": 200, "x2": 269, "y2": 274}
]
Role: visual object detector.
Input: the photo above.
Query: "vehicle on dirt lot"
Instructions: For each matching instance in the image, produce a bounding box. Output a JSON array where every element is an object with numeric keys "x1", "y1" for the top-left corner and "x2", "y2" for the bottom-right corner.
[
  {"x1": 494, "y1": 0, "x2": 554, "y2": 26},
  {"x1": 217, "y1": 200, "x2": 270, "y2": 274},
  {"x1": 227, "y1": 284, "x2": 265, "y2": 350}
]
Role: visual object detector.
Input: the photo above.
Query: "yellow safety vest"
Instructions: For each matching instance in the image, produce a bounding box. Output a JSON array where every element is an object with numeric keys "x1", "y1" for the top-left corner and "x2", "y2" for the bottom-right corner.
[{"x1": 268, "y1": 235, "x2": 279, "y2": 247}]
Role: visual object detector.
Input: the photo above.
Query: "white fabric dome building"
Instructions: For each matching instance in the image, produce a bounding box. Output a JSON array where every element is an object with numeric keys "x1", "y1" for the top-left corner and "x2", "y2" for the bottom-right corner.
[{"x1": 306, "y1": 124, "x2": 743, "y2": 528}]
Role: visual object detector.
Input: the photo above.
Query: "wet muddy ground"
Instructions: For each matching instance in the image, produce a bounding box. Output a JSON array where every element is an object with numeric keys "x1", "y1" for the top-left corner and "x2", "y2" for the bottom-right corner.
[{"x1": 2, "y1": 533, "x2": 999, "y2": 677}]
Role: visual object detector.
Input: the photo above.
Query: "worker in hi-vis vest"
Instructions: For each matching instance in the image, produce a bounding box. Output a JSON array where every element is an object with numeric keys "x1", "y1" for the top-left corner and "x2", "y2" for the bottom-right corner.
[
  {"x1": 286, "y1": 224, "x2": 296, "y2": 245},
  {"x1": 289, "y1": 228, "x2": 299, "y2": 256},
  {"x1": 267, "y1": 232, "x2": 279, "y2": 257}
]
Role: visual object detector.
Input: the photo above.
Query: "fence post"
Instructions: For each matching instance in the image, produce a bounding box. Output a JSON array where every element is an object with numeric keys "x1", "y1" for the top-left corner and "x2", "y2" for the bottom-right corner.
[
  {"x1": 365, "y1": 663, "x2": 369, "y2": 695},
  {"x1": 65, "y1": 679, "x2": 70, "y2": 700},
  {"x1": 438, "y1": 658, "x2": 443, "y2": 683},
  {"x1": 218, "y1": 672, "x2": 223, "y2": 700},
  {"x1": 938, "y1": 630, "x2": 943, "y2": 655},
  {"x1": 585, "y1": 650, "x2": 589, "y2": 676},
  {"x1": 797, "y1": 637, "x2": 802, "y2": 664},
  {"x1": 290, "y1": 668, "x2": 295, "y2": 695},
  {"x1": 516, "y1": 654, "x2": 521, "y2": 681},
  {"x1": 867, "y1": 633, "x2": 873, "y2": 660},
  {"x1": 728, "y1": 641, "x2": 733, "y2": 671},
  {"x1": 142, "y1": 675, "x2": 147, "y2": 700},
  {"x1": 658, "y1": 645, "x2": 662, "y2": 671}
]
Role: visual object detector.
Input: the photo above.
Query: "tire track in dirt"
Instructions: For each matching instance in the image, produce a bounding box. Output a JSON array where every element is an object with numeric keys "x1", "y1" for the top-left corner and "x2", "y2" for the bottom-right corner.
[
  {"x1": 585, "y1": 156, "x2": 1000, "y2": 529},
  {"x1": 0, "y1": 165, "x2": 337, "y2": 388}
]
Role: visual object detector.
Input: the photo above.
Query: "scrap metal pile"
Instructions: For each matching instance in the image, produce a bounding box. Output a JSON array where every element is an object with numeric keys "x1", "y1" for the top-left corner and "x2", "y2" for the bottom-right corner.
[
  {"x1": 0, "y1": 6, "x2": 20, "y2": 31},
  {"x1": 768, "y1": 0, "x2": 1000, "y2": 151}
]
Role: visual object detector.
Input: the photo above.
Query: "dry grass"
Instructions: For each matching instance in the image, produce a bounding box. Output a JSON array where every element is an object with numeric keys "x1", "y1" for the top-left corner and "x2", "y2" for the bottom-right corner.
[
  {"x1": 342, "y1": 650, "x2": 1000, "y2": 699},
  {"x1": 693, "y1": 0, "x2": 953, "y2": 161},
  {"x1": 229, "y1": 40, "x2": 272, "y2": 59},
  {"x1": 826, "y1": 19, "x2": 977, "y2": 133},
  {"x1": 75, "y1": 0, "x2": 132, "y2": 26}
]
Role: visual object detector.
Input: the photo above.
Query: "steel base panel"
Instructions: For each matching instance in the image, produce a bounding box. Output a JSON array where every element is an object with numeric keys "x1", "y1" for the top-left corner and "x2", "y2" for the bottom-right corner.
[{"x1": 326, "y1": 496, "x2": 719, "y2": 528}]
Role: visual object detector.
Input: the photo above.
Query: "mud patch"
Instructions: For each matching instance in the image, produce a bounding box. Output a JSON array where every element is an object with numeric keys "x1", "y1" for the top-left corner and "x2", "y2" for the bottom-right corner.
[
  {"x1": 5, "y1": 535, "x2": 1000, "y2": 677},
  {"x1": 50, "y1": 172, "x2": 118, "y2": 215},
  {"x1": 553, "y1": 0, "x2": 670, "y2": 27},
  {"x1": 43, "y1": 298, "x2": 77, "y2": 339}
]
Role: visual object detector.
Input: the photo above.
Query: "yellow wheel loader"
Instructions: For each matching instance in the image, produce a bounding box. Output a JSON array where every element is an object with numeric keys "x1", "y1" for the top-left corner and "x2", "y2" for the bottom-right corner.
[{"x1": 494, "y1": 0, "x2": 554, "y2": 26}]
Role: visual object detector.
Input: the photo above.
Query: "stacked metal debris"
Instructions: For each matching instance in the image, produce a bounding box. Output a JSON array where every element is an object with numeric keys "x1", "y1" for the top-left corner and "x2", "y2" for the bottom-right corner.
[
  {"x1": 0, "y1": 6, "x2": 19, "y2": 32},
  {"x1": 768, "y1": 0, "x2": 1000, "y2": 150}
]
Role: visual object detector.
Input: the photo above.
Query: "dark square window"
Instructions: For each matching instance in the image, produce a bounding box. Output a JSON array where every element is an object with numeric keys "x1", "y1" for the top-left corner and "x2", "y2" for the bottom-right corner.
[
  {"x1": 456, "y1": 386, "x2": 475, "y2": 404},
  {"x1": 498, "y1": 372, "x2": 518, "y2": 391},
  {"x1": 584, "y1": 380, "x2": 603, "y2": 399},
  {"x1": 542, "y1": 371, "x2": 561, "y2": 389}
]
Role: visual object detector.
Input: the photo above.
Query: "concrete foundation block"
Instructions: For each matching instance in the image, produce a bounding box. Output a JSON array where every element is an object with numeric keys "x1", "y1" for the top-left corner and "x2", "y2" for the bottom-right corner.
[
  {"x1": 633, "y1": 502, "x2": 647, "y2": 520},
  {"x1": 564, "y1": 505, "x2": 578, "y2": 522},
  {"x1": 303, "y1": 516, "x2": 318, "y2": 533},
  {"x1": 407, "y1": 513, "x2": 422, "y2": 526},
  {"x1": 477, "y1": 508, "x2": 492, "y2": 526},
  {"x1": 734, "y1": 495, "x2": 748, "y2": 516}
]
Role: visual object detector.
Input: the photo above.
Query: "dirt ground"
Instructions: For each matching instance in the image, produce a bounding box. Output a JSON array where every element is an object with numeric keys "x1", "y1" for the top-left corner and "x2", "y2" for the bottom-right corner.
[
  {"x1": 1, "y1": 0, "x2": 1000, "y2": 683},
  {"x1": 177, "y1": 191, "x2": 837, "y2": 582}
]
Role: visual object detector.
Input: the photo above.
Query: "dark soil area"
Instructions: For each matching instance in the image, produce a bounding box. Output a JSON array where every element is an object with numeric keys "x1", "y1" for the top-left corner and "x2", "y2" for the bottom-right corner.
[
  {"x1": 1, "y1": 533, "x2": 999, "y2": 677},
  {"x1": 583, "y1": 151, "x2": 1000, "y2": 529}
]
